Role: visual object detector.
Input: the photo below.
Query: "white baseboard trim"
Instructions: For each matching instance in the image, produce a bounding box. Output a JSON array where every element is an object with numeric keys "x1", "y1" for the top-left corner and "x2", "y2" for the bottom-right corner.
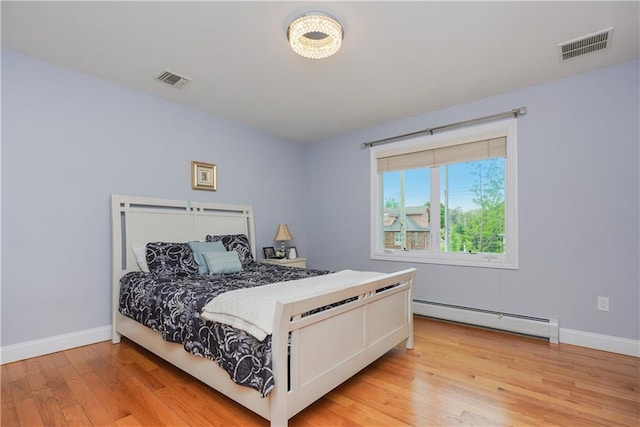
[
  {"x1": 1, "y1": 325, "x2": 112, "y2": 365},
  {"x1": 414, "y1": 301, "x2": 639, "y2": 357},
  {"x1": 2, "y1": 322, "x2": 637, "y2": 365},
  {"x1": 559, "y1": 328, "x2": 640, "y2": 357}
]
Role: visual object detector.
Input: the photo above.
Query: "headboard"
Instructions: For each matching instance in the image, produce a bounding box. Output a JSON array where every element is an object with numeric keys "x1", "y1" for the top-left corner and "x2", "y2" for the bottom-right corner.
[{"x1": 111, "y1": 194, "x2": 256, "y2": 326}]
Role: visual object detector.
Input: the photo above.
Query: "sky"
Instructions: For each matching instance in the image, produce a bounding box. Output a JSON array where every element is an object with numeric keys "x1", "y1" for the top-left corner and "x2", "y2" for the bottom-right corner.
[{"x1": 383, "y1": 160, "x2": 504, "y2": 212}]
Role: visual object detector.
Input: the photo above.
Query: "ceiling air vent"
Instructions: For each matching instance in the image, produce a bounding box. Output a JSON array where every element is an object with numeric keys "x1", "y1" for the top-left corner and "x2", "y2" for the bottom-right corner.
[
  {"x1": 558, "y1": 27, "x2": 613, "y2": 61},
  {"x1": 156, "y1": 71, "x2": 191, "y2": 88}
]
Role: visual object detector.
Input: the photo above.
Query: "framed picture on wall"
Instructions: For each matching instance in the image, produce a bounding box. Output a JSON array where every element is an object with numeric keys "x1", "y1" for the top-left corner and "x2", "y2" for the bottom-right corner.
[{"x1": 191, "y1": 161, "x2": 217, "y2": 191}]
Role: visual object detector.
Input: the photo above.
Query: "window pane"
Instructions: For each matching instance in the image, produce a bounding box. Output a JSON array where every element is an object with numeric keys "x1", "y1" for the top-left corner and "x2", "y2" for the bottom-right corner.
[
  {"x1": 440, "y1": 158, "x2": 505, "y2": 254},
  {"x1": 382, "y1": 168, "x2": 431, "y2": 250}
]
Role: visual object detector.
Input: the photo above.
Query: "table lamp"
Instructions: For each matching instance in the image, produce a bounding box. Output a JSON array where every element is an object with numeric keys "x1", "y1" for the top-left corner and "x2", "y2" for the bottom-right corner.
[{"x1": 274, "y1": 224, "x2": 293, "y2": 257}]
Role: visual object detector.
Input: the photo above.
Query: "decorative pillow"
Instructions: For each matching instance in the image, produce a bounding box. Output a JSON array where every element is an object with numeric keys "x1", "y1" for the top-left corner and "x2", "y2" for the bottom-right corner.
[
  {"x1": 188, "y1": 241, "x2": 226, "y2": 274},
  {"x1": 132, "y1": 245, "x2": 150, "y2": 273},
  {"x1": 145, "y1": 242, "x2": 199, "y2": 277},
  {"x1": 203, "y1": 250, "x2": 243, "y2": 274},
  {"x1": 205, "y1": 234, "x2": 254, "y2": 266}
]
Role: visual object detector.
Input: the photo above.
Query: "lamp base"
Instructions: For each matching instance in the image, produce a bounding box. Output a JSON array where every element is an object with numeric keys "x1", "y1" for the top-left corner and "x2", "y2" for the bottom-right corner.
[{"x1": 275, "y1": 242, "x2": 287, "y2": 259}]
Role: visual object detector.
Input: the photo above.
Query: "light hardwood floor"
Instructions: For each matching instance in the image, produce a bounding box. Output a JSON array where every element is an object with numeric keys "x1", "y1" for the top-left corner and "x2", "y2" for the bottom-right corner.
[{"x1": 2, "y1": 316, "x2": 638, "y2": 426}]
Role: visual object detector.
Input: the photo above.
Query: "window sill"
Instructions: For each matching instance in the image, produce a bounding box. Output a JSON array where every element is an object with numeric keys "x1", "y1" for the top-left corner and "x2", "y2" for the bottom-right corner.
[{"x1": 371, "y1": 250, "x2": 518, "y2": 270}]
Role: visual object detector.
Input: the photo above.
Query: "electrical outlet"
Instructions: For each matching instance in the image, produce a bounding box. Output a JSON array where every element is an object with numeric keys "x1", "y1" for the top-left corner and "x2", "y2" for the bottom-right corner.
[{"x1": 597, "y1": 296, "x2": 610, "y2": 311}]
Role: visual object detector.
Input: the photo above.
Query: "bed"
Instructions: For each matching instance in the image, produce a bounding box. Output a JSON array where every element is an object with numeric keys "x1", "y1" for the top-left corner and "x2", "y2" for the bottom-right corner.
[{"x1": 111, "y1": 194, "x2": 416, "y2": 426}]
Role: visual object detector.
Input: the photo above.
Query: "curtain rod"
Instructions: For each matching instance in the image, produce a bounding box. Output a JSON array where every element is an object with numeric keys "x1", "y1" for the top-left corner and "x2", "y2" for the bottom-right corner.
[{"x1": 361, "y1": 107, "x2": 527, "y2": 149}]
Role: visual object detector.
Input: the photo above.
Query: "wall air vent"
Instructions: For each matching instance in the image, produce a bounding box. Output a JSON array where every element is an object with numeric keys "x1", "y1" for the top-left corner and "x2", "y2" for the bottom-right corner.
[
  {"x1": 558, "y1": 27, "x2": 613, "y2": 61},
  {"x1": 156, "y1": 71, "x2": 191, "y2": 88}
]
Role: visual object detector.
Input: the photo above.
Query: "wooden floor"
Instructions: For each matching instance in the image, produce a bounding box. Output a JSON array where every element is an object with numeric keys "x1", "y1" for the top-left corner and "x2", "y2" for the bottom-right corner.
[{"x1": 2, "y1": 317, "x2": 638, "y2": 426}]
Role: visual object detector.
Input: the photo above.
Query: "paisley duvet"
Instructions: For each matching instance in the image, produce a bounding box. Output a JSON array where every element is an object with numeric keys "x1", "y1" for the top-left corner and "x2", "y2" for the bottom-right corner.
[{"x1": 119, "y1": 262, "x2": 331, "y2": 396}]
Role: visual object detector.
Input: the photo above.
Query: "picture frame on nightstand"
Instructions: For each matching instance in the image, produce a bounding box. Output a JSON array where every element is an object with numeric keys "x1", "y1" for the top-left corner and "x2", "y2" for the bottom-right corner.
[
  {"x1": 286, "y1": 246, "x2": 298, "y2": 259},
  {"x1": 263, "y1": 247, "x2": 276, "y2": 259}
]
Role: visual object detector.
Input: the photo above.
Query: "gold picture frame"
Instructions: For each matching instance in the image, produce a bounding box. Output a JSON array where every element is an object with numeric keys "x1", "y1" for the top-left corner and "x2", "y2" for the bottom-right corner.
[{"x1": 191, "y1": 161, "x2": 217, "y2": 191}]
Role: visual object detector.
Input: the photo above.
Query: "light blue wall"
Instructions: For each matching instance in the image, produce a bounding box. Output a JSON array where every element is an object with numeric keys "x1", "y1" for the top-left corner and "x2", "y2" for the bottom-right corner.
[
  {"x1": 304, "y1": 60, "x2": 640, "y2": 340},
  {"x1": 1, "y1": 50, "x2": 309, "y2": 346},
  {"x1": 3, "y1": 48, "x2": 638, "y2": 347}
]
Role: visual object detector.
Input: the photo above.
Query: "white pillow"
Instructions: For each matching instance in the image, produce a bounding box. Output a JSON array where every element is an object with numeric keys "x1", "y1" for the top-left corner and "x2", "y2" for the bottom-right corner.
[{"x1": 132, "y1": 245, "x2": 150, "y2": 273}]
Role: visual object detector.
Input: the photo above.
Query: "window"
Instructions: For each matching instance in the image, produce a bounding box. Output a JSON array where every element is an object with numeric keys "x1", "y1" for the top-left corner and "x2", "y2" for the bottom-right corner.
[{"x1": 370, "y1": 119, "x2": 518, "y2": 269}]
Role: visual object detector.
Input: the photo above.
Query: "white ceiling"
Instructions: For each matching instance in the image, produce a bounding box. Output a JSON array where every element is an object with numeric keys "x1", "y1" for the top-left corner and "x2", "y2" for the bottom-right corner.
[{"x1": 2, "y1": 1, "x2": 638, "y2": 143}]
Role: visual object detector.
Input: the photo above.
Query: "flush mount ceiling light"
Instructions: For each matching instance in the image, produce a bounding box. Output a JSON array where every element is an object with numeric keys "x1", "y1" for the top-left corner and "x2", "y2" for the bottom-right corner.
[{"x1": 287, "y1": 13, "x2": 343, "y2": 59}]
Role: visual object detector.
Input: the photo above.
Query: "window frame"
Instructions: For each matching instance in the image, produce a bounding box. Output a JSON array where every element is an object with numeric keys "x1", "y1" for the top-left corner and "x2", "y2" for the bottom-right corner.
[{"x1": 370, "y1": 118, "x2": 519, "y2": 269}]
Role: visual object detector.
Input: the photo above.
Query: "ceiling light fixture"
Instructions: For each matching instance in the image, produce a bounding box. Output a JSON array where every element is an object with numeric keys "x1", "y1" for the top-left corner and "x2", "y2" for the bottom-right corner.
[{"x1": 287, "y1": 13, "x2": 343, "y2": 59}]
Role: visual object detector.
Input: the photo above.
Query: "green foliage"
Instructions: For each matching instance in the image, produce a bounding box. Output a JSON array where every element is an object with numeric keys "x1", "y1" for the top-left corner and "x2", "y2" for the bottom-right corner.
[
  {"x1": 385, "y1": 197, "x2": 400, "y2": 208},
  {"x1": 444, "y1": 159, "x2": 505, "y2": 254}
]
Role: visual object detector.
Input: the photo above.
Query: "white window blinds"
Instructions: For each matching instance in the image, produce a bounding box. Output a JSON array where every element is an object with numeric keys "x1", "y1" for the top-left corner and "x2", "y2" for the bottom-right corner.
[{"x1": 376, "y1": 136, "x2": 506, "y2": 173}]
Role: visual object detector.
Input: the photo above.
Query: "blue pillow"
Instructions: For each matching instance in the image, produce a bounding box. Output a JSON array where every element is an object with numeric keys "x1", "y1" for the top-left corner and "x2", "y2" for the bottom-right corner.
[
  {"x1": 188, "y1": 241, "x2": 226, "y2": 274},
  {"x1": 205, "y1": 234, "x2": 254, "y2": 266},
  {"x1": 204, "y1": 250, "x2": 243, "y2": 274}
]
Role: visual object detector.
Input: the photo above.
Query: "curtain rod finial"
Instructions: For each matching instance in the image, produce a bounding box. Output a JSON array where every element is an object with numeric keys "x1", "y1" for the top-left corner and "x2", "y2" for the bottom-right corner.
[{"x1": 514, "y1": 107, "x2": 527, "y2": 116}]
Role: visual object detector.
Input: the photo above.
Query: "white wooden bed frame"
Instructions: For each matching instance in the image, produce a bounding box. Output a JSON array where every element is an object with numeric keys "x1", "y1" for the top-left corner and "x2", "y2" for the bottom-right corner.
[{"x1": 111, "y1": 194, "x2": 416, "y2": 426}]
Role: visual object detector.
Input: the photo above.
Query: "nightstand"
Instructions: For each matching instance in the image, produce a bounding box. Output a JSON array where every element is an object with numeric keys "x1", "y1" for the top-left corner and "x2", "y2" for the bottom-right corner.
[{"x1": 260, "y1": 257, "x2": 307, "y2": 269}]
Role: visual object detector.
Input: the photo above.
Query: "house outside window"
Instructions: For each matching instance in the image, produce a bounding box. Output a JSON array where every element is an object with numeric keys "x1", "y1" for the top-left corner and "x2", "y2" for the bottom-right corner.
[{"x1": 370, "y1": 119, "x2": 519, "y2": 269}]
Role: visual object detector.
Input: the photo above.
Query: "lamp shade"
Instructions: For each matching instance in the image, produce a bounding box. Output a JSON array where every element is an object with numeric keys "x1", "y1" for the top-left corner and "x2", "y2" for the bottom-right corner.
[{"x1": 274, "y1": 224, "x2": 293, "y2": 241}]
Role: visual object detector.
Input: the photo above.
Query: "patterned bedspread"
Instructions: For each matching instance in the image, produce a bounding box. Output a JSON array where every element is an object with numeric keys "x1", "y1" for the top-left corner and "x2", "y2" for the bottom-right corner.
[{"x1": 119, "y1": 262, "x2": 331, "y2": 396}]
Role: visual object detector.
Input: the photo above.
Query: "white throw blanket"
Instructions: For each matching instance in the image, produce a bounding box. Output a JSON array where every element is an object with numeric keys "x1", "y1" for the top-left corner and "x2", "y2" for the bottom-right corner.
[{"x1": 200, "y1": 269, "x2": 387, "y2": 341}]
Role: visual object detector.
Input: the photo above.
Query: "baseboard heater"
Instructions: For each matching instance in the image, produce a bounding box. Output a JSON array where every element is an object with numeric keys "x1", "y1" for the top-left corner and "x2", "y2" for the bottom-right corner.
[{"x1": 414, "y1": 300, "x2": 559, "y2": 344}]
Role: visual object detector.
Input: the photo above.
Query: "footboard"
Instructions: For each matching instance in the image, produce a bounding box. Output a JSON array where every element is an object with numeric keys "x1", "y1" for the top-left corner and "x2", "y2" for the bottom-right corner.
[{"x1": 269, "y1": 268, "x2": 416, "y2": 425}]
